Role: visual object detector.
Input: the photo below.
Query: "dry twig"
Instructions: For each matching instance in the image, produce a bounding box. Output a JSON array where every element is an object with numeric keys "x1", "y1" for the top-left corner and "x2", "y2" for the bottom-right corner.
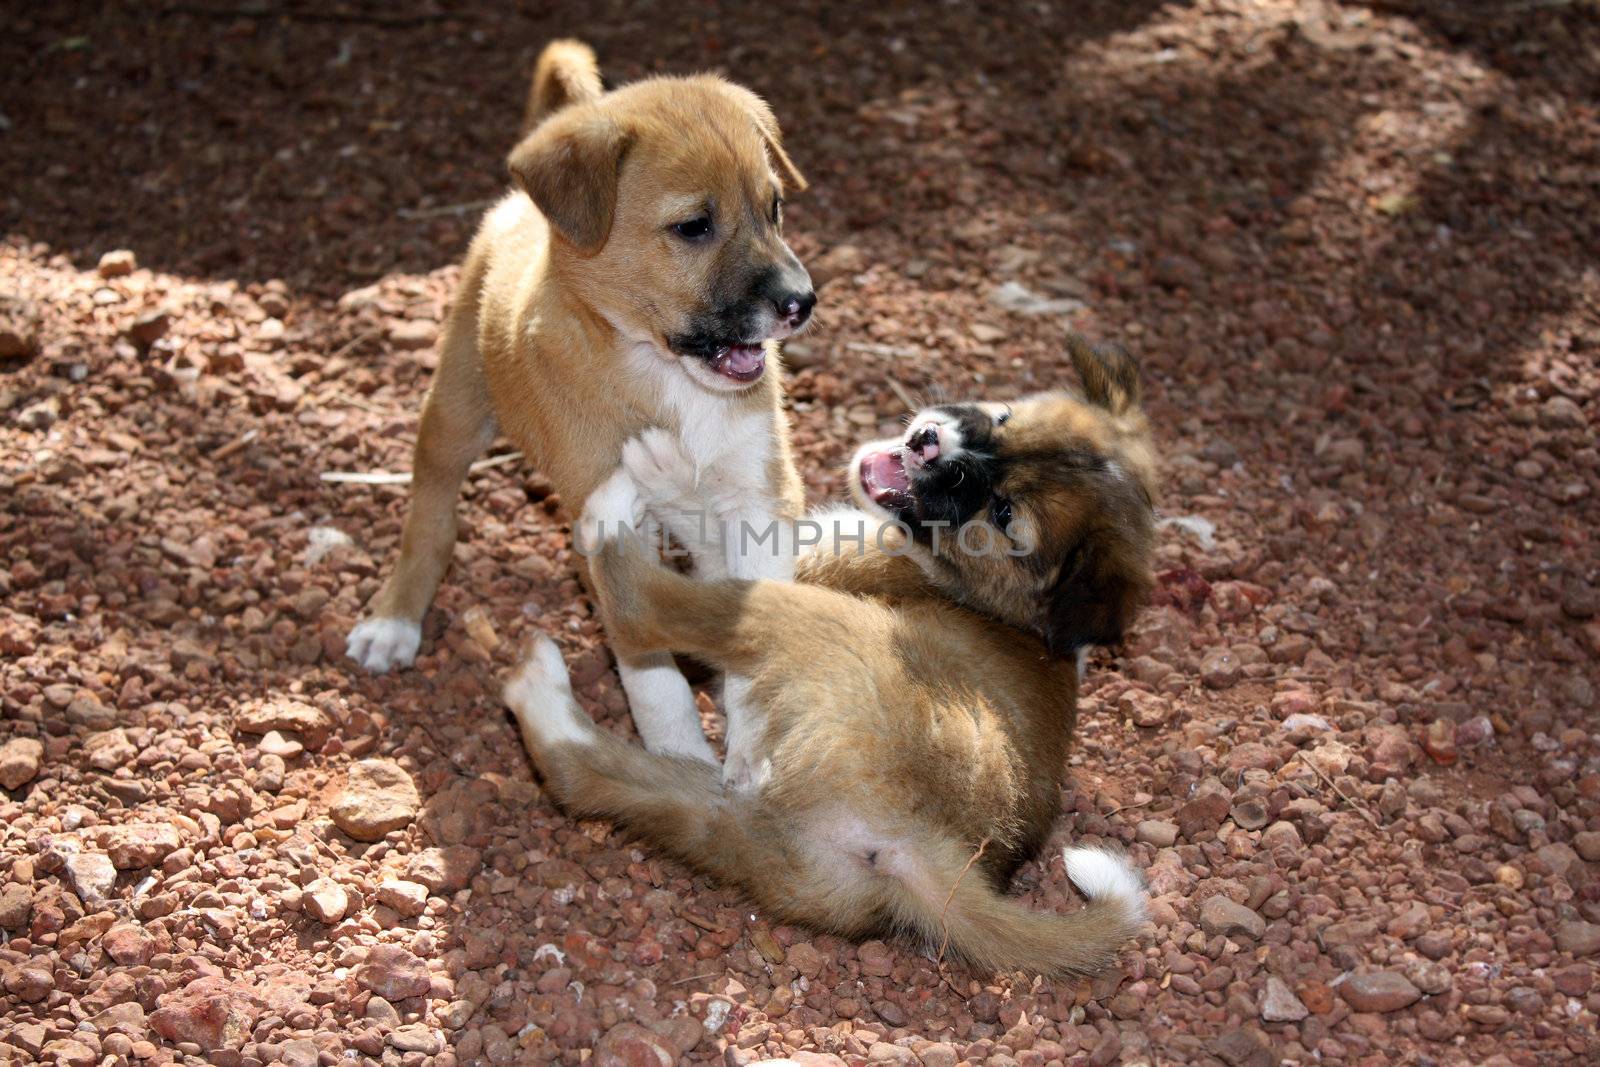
[
  {"x1": 934, "y1": 836, "x2": 991, "y2": 982},
  {"x1": 1292, "y1": 749, "x2": 1381, "y2": 828}
]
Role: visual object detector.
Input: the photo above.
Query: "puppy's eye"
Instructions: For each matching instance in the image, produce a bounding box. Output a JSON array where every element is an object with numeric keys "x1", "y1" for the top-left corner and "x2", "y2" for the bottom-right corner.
[
  {"x1": 991, "y1": 496, "x2": 1013, "y2": 531},
  {"x1": 995, "y1": 409, "x2": 1011, "y2": 426},
  {"x1": 671, "y1": 216, "x2": 713, "y2": 242}
]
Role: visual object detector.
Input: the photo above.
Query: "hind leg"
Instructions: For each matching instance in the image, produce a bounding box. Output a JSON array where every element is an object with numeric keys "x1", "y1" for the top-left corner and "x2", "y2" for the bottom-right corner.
[{"x1": 506, "y1": 636, "x2": 726, "y2": 845}]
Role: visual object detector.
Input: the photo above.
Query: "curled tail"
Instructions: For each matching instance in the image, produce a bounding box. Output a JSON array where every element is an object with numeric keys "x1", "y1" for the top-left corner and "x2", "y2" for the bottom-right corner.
[
  {"x1": 521, "y1": 38, "x2": 603, "y2": 135},
  {"x1": 881, "y1": 838, "x2": 1147, "y2": 977}
]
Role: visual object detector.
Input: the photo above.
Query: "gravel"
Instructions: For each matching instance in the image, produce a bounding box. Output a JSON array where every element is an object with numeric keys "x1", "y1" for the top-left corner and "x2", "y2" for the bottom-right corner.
[{"x1": 2, "y1": 0, "x2": 1599, "y2": 1063}]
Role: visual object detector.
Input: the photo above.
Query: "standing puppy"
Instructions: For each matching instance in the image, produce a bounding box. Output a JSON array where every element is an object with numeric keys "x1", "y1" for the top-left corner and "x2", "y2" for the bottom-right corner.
[{"x1": 347, "y1": 41, "x2": 814, "y2": 770}]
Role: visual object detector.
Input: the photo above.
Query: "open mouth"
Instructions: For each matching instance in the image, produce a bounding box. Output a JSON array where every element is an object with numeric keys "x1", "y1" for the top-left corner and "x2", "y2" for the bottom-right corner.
[
  {"x1": 858, "y1": 448, "x2": 913, "y2": 509},
  {"x1": 706, "y1": 343, "x2": 766, "y2": 383}
]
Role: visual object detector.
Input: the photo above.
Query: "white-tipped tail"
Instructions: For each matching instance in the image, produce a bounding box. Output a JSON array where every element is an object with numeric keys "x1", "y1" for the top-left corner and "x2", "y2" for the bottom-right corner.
[{"x1": 1064, "y1": 846, "x2": 1149, "y2": 925}]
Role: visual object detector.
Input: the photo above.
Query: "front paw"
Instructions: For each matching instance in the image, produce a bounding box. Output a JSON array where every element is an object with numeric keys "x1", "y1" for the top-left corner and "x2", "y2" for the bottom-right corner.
[
  {"x1": 577, "y1": 468, "x2": 645, "y2": 550},
  {"x1": 622, "y1": 428, "x2": 701, "y2": 507}
]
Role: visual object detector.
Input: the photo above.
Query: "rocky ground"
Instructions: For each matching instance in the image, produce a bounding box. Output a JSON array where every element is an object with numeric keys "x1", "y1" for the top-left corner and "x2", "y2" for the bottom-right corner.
[{"x1": 3, "y1": 1, "x2": 1599, "y2": 1065}]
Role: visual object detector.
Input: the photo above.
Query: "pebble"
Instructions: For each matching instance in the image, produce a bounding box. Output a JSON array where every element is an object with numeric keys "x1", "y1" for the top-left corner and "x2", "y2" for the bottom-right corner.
[
  {"x1": 1260, "y1": 976, "x2": 1308, "y2": 1022},
  {"x1": 0, "y1": 737, "x2": 43, "y2": 790},
  {"x1": 302, "y1": 877, "x2": 350, "y2": 924},
  {"x1": 1135, "y1": 820, "x2": 1179, "y2": 847},
  {"x1": 1338, "y1": 972, "x2": 1421, "y2": 1013},
  {"x1": 1199, "y1": 648, "x2": 1240, "y2": 689},
  {"x1": 62, "y1": 851, "x2": 118, "y2": 905},
  {"x1": 376, "y1": 877, "x2": 429, "y2": 918},
  {"x1": 330, "y1": 758, "x2": 421, "y2": 841},
  {"x1": 1555, "y1": 921, "x2": 1600, "y2": 957},
  {"x1": 593, "y1": 1021, "x2": 675, "y2": 1067},
  {"x1": 357, "y1": 944, "x2": 432, "y2": 999},
  {"x1": 100, "y1": 823, "x2": 183, "y2": 868},
  {"x1": 388, "y1": 1024, "x2": 442, "y2": 1054},
  {"x1": 97, "y1": 249, "x2": 137, "y2": 277},
  {"x1": 1199, "y1": 896, "x2": 1265, "y2": 940}
]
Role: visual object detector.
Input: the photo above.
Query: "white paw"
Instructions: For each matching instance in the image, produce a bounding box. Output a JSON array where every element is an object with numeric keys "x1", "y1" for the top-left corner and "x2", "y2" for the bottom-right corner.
[
  {"x1": 576, "y1": 468, "x2": 645, "y2": 550},
  {"x1": 346, "y1": 617, "x2": 422, "y2": 673},
  {"x1": 622, "y1": 428, "x2": 701, "y2": 506},
  {"x1": 504, "y1": 636, "x2": 593, "y2": 747}
]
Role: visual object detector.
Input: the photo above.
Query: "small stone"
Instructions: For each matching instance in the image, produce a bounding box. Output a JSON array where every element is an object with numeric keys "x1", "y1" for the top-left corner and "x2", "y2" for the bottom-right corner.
[
  {"x1": 1135, "y1": 820, "x2": 1178, "y2": 847},
  {"x1": 857, "y1": 939, "x2": 895, "y2": 978},
  {"x1": 1260, "y1": 976, "x2": 1308, "y2": 1022},
  {"x1": 1261, "y1": 821, "x2": 1302, "y2": 852},
  {"x1": 1556, "y1": 921, "x2": 1600, "y2": 957},
  {"x1": 280, "y1": 1039, "x2": 319, "y2": 1067},
  {"x1": 1539, "y1": 395, "x2": 1585, "y2": 430},
  {"x1": 1120, "y1": 689, "x2": 1171, "y2": 727},
  {"x1": 62, "y1": 851, "x2": 118, "y2": 905},
  {"x1": 388, "y1": 1024, "x2": 441, "y2": 1055},
  {"x1": 406, "y1": 846, "x2": 480, "y2": 893},
  {"x1": 257, "y1": 730, "x2": 304, "y2": 759},
  {"x1": 3, "y1": 962, "x2": 53, "y2": 1002},
  {"x1": 41, "y1": 1040, "x2": 96, "y2": 1067},
  {"x1": 0, "y1": 883, "x2": 31, "y2": 929},
  {"x1": 150, "y1": 976, "x2": 263, "y2": 1052},
  {"x1": 330, "y1": 759, "x2": 419, "y2": 841},
  {"x1": 0, "y1": 736, "x2": 43, "y2": 790},
  {"x1": 0, "y1": 294, "x2": 41, "y2": 360},
  {"x1": 127, "y1": 309, "x2": 170, "y2": 347},
  {"x1": 98, "y1": 249, "x2": 137, "y2": 277},
  {"x1": 389, "y1": 319, "x2": 439, "y2": 351},
  {"x1": 104, "y1": 922, "x2": 156, "y2": 966},
  {"x1": 357, "y1": 944, "x2": 432, "y2": 999},
  {"x1": 1200, "y1": 648, "x2": 1240, "y2": 689},
  {"x1": 1339, "y1": 972, "x2": 1421, "y2": 1013},
  {"x1": 376, "y1": 878, "x2": 429, "y2": 918},
  {"x1": 592, "y1": 1021, "x2": 673, "y2": 1067},
  {"x1": 303, "y1": 878, "x2": 350, "y2": 924},
  {"x1": 1200, "y1": 896, "x2": 1265, "y2": 941},
  {"x1": 1230, "y1": 797, "x2": 1269, "y2": 831},
  {"x1": 99, "y1": 823, "x2": 183, "y2": 869},
  {"x1": 1175, "y1": 790, "x2": 1231, "y2": 839},
  {"x1": 1422, "y1": 719, "x2": 1457, "y2": 765},
  {"x1": 235, "y1": 699, "x2": 333, "y2": 747},
  {"x1": 1211, "y1": 1027, "x2": 1271, "y2": 1067},
  {"x1": 1575, "y1": 832, "x2": 1600, "y2": 863}
]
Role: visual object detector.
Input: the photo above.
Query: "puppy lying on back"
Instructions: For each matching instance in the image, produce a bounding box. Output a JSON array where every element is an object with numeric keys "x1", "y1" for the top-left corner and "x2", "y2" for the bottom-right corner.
[
  {"x1": 509, "y1": 338, "x2": 1158, "y2": 975},
  {"x1": 345, "y1": 40, "x2": 813, "y2": 778}
]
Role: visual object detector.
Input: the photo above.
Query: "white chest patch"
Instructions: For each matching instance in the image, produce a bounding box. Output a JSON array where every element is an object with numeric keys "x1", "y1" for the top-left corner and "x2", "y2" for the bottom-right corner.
[{"x1": 623, "y1": 344, "x2": 784, "y2": 580}]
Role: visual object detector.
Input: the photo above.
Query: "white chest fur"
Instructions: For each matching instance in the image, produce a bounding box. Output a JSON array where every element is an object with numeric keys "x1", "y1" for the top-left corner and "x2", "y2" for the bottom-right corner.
[{"x1": 624, "y1": 345, "x2": 786, "y2": 581}]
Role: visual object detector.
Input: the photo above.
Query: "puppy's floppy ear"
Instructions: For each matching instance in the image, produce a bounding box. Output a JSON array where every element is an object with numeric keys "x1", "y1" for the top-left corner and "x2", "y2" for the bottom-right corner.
[
  {"x1": 507, "y1": 108, "x2": 633, "y2": 253},
  {"x1": 1042, "y1": 536, "x2": 1150, "y2": 655},
  {"x1": 721, "y1": 83, "x2": 807, "y2": 192},
  {"x1": 1067, "y1": 334, "x2": 1142, "y2": 417}
]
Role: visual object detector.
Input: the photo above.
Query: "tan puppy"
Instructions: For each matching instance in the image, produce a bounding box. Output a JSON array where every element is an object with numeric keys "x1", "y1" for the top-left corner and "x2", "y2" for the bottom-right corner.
[
  {"x1": 347, "y1": 41, "x2": 813, "y2": 770},
  {"x1": 509, "y1": 339, "x2": 1158, "y2": 975}
]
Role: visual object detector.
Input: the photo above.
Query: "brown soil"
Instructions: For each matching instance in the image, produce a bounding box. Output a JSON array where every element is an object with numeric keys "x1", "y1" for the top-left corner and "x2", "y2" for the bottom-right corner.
[{"x1": 2, "y1": 2, "x2": 1598, "y2": 1066}]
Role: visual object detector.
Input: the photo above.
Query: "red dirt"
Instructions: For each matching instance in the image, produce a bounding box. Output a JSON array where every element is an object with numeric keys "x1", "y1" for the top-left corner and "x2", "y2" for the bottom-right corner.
[{"x1": 2, "y1": 2, "x2": 1598, "y2": 1065}]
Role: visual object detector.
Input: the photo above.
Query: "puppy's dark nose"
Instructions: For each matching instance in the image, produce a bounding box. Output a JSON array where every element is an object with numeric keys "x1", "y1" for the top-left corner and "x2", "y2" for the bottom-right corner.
[
  {"x1": 777, "y1": 290, "x2": 816, "y2": 329},
  {"x1": 907, "y1": 425, "x2": 940, "y2": 464}
]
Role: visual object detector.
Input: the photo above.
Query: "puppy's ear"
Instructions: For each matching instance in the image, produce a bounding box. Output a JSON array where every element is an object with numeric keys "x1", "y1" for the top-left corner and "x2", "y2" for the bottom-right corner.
[
  {"x1": 1067, "y1": 334, "x2": 1142, "y2": 417},
  {"x1": 507, "y1": 109, "x2": 632, "y2": 252},
  {"x1": 722, "y1": 84, "x2": 807, "y2": 192},
  {"x1": 1042, "y1": 529, "x2": 1152, "y2": 656}
]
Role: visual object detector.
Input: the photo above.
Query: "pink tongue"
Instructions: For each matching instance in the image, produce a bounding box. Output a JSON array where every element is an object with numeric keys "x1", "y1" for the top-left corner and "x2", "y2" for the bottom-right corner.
[
  {"x1": 863, "y1": 450, "x2": 910, "y2": 495},
  {"x1": 724, "y1": 344, "x2": 765, "y2": 375}
]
